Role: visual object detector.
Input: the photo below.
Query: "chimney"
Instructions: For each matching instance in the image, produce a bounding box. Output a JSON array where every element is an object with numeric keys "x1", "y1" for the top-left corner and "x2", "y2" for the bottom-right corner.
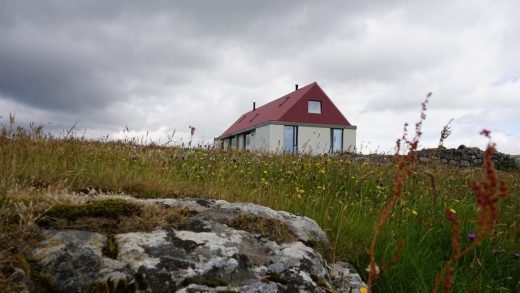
[
  {"x1": 253, "y1": 102, "x2": 256, "y2": 111},
  {"x1": 295, "y1": 84, "x2": 299, "y2": 90}
]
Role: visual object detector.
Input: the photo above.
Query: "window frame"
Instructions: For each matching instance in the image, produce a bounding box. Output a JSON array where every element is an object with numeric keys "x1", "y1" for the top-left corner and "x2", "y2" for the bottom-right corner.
[
  {"x1": 330, "y1": 128, "x2": 343, "y2": 153},
  {"x1": 283, "y1": 125, "x2": 298, "y2": 154},
  {"x1": 308, "y1": 100, "x2": 322, "y2": 114}
]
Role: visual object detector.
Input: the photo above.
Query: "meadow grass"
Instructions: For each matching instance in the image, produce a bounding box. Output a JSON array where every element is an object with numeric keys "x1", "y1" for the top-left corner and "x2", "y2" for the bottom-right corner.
[{"x1": 0, "y1": 116, "x2": 519, "y2": 292}]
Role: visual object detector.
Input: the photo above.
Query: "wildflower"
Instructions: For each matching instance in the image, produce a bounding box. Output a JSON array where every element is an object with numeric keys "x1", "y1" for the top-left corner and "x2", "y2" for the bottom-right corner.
[
  {"x1": 360, "y1": 288, "x2": 368, "y2": 293},
  {"x1": 449, "y1": 208, "x2": 456, "y2": 214},
  {"x1": 467, "y1": 233, "x2": 476, "y2": 240},
  {"x1": 263, "y1": 170, "x2": 268, "y2": 174},
  {"x1": 411, "y1": 209, "x2": 418, "y2": 216},
  {"x1": 320, "y1": 168, "x2": 325, "y2": 174},
  {"x1": 365, "y1": 264, "x2": 380, "y2": 275}
]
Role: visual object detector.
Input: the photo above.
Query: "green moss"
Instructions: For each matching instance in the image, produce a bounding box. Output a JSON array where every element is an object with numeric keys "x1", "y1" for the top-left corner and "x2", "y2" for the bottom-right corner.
[
  {"x1": 36, "y1": 199, "x2": 140, "y2": 227},
  {"x1": 261, "y1": 272, "x2": 288, "y2": 285},
  {"x1": 181, "y1": 277, "x2": 199, "y2": 287},
  {"x1": 181, "y1": 277, "x2": 229, "y2": 288},
  {"x1": 205, "y1": 278, "x2": 229, "y2": 288},
  {"x1": 311, "y1": 273, "x2": 332, "y2": 290},
  {"x1": 229, "y1": 214, "x2": 298, "y2": 244},
  {"x1": 102, "y1": 235, "x2": 118, "y2": 259}
]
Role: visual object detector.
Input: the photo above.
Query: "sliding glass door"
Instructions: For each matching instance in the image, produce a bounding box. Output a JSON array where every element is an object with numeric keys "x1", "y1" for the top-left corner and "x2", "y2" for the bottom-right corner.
[{"x1": 283, "y1": 125, "x2": 298, "y2": 154}]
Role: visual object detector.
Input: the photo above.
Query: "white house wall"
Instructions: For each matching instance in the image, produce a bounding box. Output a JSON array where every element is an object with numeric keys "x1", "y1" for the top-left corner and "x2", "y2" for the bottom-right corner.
[
  {"x1": 219, "y1": 124, "x2": 356, "y2": 154},
  {"x1": 298, "y1": 126, "x2": 331, "y2": 155},
  {"x1": 343, "y1": 128, "x2": 356, "y2": 152},
  {"x1": 237, "y1": 134, "x2": 245, "y2": 150},
  {"x1": 268, "y1": 124, "x2": 284, "y2": 152},
  {"x1": 251, "y1": 125, "x2": 269, "y2": 151}
]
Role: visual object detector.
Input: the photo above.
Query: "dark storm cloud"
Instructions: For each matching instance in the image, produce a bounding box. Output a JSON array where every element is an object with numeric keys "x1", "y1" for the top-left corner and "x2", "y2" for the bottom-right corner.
[
  {"x1": 0, "y1": 0, "x2": 391, "y2": 115},
  {"x1": 0, "y1": 0, "x2": 519, "y2": 153}
]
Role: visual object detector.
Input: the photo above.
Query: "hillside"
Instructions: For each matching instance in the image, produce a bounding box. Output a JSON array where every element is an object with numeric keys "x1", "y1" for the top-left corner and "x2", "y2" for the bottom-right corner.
[{"x1": 1, "y1": 126, "x2": 519, "y2": 292}]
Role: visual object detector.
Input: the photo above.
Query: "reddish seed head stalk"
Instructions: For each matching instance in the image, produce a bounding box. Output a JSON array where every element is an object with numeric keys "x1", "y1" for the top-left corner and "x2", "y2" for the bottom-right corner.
[
  {"x1": 433, "y1": 130, "x2": 509, "y2": 293},
  {"x1": 367, "y1": 94, "x2": 430, "y2": 291}
]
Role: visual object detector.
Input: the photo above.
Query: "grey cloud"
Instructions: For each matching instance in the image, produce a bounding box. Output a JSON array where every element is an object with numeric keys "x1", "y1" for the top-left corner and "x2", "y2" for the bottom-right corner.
[{"x1": 0, "y1": 0, "x2": 519, "y2": 153}]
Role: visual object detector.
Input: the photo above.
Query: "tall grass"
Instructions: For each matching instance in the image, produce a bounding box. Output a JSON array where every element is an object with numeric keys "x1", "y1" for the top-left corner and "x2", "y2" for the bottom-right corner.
[{"x1": 0, "y1": 114, "x2": 519, "y2": 292}]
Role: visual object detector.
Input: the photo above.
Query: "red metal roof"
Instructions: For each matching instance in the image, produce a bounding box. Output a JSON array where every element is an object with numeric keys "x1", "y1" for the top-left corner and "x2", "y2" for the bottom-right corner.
[{"x1": 219, "y1": 82, "x2": 352, "y2": 138}]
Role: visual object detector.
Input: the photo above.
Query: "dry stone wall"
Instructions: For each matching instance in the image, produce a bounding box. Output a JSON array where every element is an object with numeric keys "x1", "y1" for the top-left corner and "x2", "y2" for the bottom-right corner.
[{"x1": 417, "y1": 146, "x2": 517, "y2": 170}]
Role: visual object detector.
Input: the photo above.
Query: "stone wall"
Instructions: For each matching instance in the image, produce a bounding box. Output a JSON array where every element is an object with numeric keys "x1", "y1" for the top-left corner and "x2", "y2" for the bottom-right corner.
[
  {"x1": 417, "y1": 146, "x2": 517, "y2": 170},
  {"x1": 350, "y1": 146, "x2": 517, "y2": 170}
]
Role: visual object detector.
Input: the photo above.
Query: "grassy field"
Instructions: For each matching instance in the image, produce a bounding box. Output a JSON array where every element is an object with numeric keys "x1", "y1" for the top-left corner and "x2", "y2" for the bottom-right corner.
[{"x1": 1, "y1": 118, "x2": 519, "y2": 292}]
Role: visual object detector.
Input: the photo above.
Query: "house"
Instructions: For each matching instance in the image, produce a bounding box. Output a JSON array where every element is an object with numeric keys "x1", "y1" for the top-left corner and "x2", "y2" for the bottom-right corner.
[{"x1": 216, "y1": 82, "x2": 357, "y2": 154}]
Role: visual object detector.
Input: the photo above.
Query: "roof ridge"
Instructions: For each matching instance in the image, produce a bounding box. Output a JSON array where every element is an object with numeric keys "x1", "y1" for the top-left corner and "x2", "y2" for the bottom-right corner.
[
  {"x1": 233, "y1": 82, "x2": 317, "y2": 116},
  {"x1": 276, "y1": 82, "x2": 316, "y2": 119}
]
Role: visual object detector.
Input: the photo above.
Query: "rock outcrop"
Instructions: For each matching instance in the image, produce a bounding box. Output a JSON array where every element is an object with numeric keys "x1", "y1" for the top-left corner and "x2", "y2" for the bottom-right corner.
[{"x1": 30, "y1": 196, "x2": 366, "y2": 292}]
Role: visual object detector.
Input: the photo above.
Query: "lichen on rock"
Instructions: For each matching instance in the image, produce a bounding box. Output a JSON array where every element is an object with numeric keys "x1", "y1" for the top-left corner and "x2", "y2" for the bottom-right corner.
[{"x1": 29, "y1": 195, "x2": 365, "y2": 292}]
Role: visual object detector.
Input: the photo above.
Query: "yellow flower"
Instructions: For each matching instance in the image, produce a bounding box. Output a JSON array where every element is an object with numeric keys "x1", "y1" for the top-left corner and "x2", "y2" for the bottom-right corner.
[
  {"x1": 320, "y1": 169, "x2": 325, "y2": 174},
  {"x1": 411, "y1": 209, "x2": 418, "y2": 216},
  {"x1": 360, "y1": 288, "x2": 368, "y2": 293},
  {"x1": 263, "y1": 170, "x2": 268, "y2": 174},
  {"x1": 450, "y1": 208, "x2": 456, "y2": 214}
]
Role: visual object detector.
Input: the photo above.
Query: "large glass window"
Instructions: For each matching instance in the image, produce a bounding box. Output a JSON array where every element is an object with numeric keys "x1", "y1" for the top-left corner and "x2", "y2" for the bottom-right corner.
[
  {"x1": 331, "y1": 128, "x2": 343, "y2": 153},
  {"x1": 283, "y1": 126, "x2": 298, "y2": 154},
  {"x1": 308, "y1": 100, "x2": 322, "y2": 114},
  {"x1": 245, "y1": 132, "x2": 253, "y2": 151}
]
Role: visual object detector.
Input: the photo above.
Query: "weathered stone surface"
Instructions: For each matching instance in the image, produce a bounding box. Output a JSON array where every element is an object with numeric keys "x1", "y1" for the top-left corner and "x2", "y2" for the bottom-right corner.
[
  {"x1": 30, "y1": 230, "x2": 130, "y2": 292},
  {"x1": 31, "y1": 197, "x2": 365, "y2": 293},
  {"x1": 96, "y1": 195, "x2": 329, "y2": 246},
  {"x1": 331, "y1": 262, "x2": 368, "y2": 293}
]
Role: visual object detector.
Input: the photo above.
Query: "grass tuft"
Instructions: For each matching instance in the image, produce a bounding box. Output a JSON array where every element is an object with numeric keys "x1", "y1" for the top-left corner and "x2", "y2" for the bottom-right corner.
[{"x1": 228, "y1": 214, "x2": 299, "y2": 244}]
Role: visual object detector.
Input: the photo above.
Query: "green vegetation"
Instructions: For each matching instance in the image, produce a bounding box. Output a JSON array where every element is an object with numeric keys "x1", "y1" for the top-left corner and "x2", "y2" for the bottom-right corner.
[
  {"x1": 37, "y1": 199, "x2": 139, "y2": 223},
  {"x1": 182, "y1": 277, "x2": 229, "y2": 288},
  {"x1": 102, "y1": 235, "x2": 119, "y2": 259},
  {"x1": 228, "y1": 214, "x2": 299, "y2": 244},
  {"x1": 1, "y1": 115, "x2": 519, "y2": 292},
  {"x1": 261, "y1": 272, "x2": 288, "y2": 285}
]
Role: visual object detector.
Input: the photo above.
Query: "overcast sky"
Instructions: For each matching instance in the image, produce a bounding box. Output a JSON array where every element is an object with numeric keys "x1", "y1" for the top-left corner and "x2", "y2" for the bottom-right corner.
[{"x1": 1, "y1": 0, "x2": 519, "y2": 154}]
